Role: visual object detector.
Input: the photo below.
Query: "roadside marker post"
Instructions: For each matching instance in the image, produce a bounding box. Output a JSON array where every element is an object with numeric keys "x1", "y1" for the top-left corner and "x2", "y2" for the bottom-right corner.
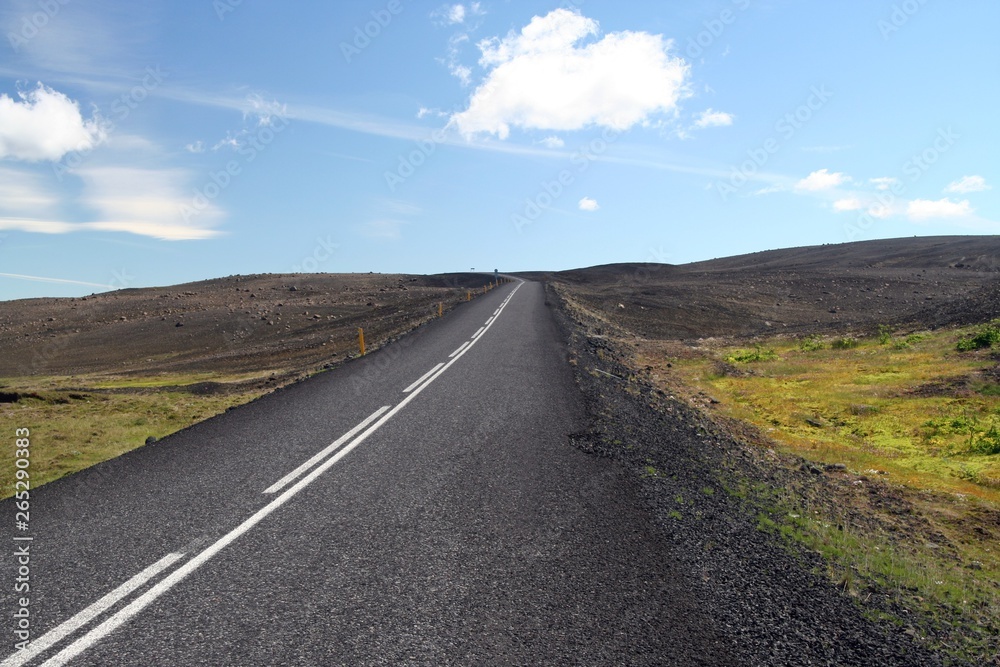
[
  {"x1": 358, "y1": 328, "x2": 365, "y2": 356},
  {"x1": 467, "y1": 291, "x2": 470, "y2": 301},
  {"x1": 438, "y1": 302, "x2": 443, "y2": 317}
]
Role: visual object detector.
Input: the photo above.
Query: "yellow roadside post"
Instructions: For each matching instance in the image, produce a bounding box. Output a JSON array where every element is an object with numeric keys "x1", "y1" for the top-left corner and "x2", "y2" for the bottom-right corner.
[
  {"x1": 358, "y1": 327, "x2": 366, "y2": 356},
  {"x1": 467, "y1": 291, "x2": 471, "y2": 301},
  {"x1": 438, "y1": 302, "x2": 443, "y2": 317}
]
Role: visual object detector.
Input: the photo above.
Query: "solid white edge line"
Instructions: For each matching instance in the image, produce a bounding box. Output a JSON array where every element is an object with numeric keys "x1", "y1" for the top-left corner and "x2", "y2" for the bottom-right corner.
[
  {"x1": 448, "y1": 341, "x2": 470, "y2": 358},
  {"x1": 402, "y1": 362, "x2": 444, "y2": 393},
  {"x1": 262, "y1": 405, "x2": 391, "y2": 494},
  {"x1": 471, "y1": 326, "x2": 485, "y2": 339},
  {"x1": 485, "y1": 317, "x2": 494, "y2": 326},
  {"x1": 39, "y1": 281, "x2": 525, "y2": 667},
  {"x1": 0, "y1": 553, "x2": 185, "y2": 667}
]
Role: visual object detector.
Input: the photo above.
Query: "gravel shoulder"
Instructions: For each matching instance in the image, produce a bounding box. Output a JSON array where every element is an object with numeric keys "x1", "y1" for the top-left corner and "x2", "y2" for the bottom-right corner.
[{"x1": 546, "y1": 283, "x2": 966, "y2": 667}]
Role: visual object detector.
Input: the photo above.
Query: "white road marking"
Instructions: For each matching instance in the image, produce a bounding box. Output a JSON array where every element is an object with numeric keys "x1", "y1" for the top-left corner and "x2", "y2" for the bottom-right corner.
[
  {"x1": 403, "y1": 362, "x2": 444, "y2": 393},
  {"x1": 448, "y1": 341, "x2": 470, "y2": 358},
  {"x1": 471, "y1": 326, "x2": 485, "y2": 339},
  {"x1": 263, "y1": 405, "x2": 391, "y2": 494},
  {"x1": 0, "y1": 553, "x2": 185, "y2": 667},
  {"x1": 485, "y1": 317, "x2": 494, "y2": 326},
  {"x1": 29, "y1": 281, "x2": 525, "y2": 666}
]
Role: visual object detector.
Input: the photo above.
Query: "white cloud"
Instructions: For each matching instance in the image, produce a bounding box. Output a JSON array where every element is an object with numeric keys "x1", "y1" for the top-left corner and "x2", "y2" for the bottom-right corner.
[
  {"x1": 945, "y1": 175, "x2": 990, "y2": 194},
  {"x1": 578, "y1": 197, "x2": 600, "y2": 211},
  {"x1": 869, "y1": 176, "x2": 898, "y2": 191},
  {"x1": 795, "y1": 168, "x2": 848, "y2": 192},
  {"x1": 185, "y1": 141, "x2": 205, "y2": 153},
  {"x1": 447, "y1": 4, "x2": 465, "y2": 24},
  {"x1": 417, "y1": 107, "x2": 448, "y2": 119},
  {"x1": 540, "y1": 136, "x2": 565, "y2": 148},
  {"x1": 433, "y1": 3, "x2": 483, "y2": 26},
  {"x1": 450, "y1": 9, "x2": 690, "y2": 139},
  {"x1": 693, "y1": 108, "x2": 734, "y2": 128},
  {"x1": 833, "y1": 198, "x2": 863, "y2": 212},
  {"x1": 451, "y1": 63, "x2": 473, "y2": 86},
  {"x1": 907, "y1": 198, "x2": 973, "y2": 221},
  {"x1": 0, "y1": 83, "x2": 106, "y2": 161}
]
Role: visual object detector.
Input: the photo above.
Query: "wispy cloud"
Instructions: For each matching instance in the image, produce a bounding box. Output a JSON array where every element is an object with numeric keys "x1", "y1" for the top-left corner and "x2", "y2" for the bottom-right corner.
[
  {"x1": 0, "y1": 272, "x2": 114, "y2": 289},
  {"x1": 578, "y1": 197, "x2": 600, "y2": 211},
  {"x1": 869, "y1": 176, "x2": 898, "y2": 191},
  {"x1": 693, "y1": 109, "x2": 734, "y2": 128},
  {"x1": 0, "y1": 165, "x2": 224, "y2": 240},
  {"x1": 945, "y1": 175, "x2": 990, "y2": 194}
]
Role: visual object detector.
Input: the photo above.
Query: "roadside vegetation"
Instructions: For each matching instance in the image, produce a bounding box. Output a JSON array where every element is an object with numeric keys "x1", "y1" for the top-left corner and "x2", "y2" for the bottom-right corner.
[
  {"x1": 637, "y1": 322, "x2": 1000, "y2": 663},
  {"x1": 0, "y1": 371, "x2": 277, "y2": 498}
]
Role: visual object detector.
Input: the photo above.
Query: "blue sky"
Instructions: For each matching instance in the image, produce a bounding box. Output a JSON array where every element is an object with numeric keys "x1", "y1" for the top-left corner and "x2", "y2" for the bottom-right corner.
[{"x1": 0, "y1": 0, "x2": 997, "y2": 299}]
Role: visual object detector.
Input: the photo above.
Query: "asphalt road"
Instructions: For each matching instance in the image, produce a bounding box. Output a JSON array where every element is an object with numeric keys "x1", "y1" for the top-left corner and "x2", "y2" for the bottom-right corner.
[{"x1": 2, "y1": 280, "x2": 731, "y2": 666}]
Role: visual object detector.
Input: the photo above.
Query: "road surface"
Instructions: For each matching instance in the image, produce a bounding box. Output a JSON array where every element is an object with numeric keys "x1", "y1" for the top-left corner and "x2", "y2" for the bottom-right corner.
[{"x1": 3, "y1": 281, "x2": 730, "y2": 666}]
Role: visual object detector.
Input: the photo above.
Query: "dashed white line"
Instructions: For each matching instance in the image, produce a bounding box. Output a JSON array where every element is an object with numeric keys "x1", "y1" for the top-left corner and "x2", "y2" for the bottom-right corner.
[
  {"x1": 1, "y1": 553, "x2": 185, "y2": 667},
  {"x1": 485, "y1": 316, "x2": 494, "y2": 326},
  {"x1": 263, "y1": 405, "x2": 391, "y2": 494},
  {"x1": 22, "y1": 281, "x2": 526, "y2": 667},
  {"x1": 448, "y1": 341, "x2": 470, "y2": 358},
  {"x1": 403, "y1": 362, "x2": 444, "y2": 393},
  {"x1": 471, "y1": 326, "x2": 485, "y2": 339}
]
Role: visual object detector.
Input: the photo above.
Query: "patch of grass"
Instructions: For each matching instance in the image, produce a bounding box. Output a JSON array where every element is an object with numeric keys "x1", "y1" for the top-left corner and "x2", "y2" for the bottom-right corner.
[
  {"x1": 642, "y1": 464, "x2": 662, "y2": 478},
  {"x1": 726, "y1": 345, "x2": 779, "y2": 363},
  {"x1": 639, "y1": 323, "x2": 1000, "y2": 663},
  {"x1": 675, "y1": 326, "x2": 1000, "y2": 503},
  {"x1": 957, "y1": 320, "x2": 1000, "y2": 352},
  {"x1": 737, "y1": 476, "x2": 999, "y2": 664},
  {"x1": 877, "y1": 324, "x2": 893, "y2": 346},
  {"x1": 831, "y1": 337, "x2": 860, "y2": 350},
  {"x1": 0, "y1": 373, "x2": 272, "y2": 498},
  {"x1": 799, "y1": 335, "x2": 825, "y2": 352}
]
